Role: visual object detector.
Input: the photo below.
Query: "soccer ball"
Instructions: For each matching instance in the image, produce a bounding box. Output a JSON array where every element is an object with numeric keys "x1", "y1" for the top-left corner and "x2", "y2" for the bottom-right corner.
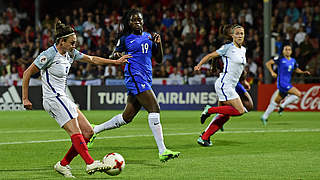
[{"x1": 103, "y1": 153, "x2": 125, "y2": 176}]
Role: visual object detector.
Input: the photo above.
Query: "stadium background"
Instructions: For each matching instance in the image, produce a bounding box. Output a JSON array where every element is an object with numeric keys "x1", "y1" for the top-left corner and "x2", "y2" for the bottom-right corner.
[
  {"x1": 0, "y1": 0, "x2": 319, "y2": 111},
  {"x1": 1, "y1": 1, "x2": 320, "y2": 179}
]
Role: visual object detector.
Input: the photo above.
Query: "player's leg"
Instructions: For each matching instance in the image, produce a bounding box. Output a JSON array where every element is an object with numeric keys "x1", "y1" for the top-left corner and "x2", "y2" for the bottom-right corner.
[
  {"x1": 207, "y1": 97, "x2": 246, "y2": 115},
  {"x1": 240, "y1": 92, "x2": 254, "y2": 112},
  {"x1": 198, "y1": 101, "x2": 233, "y2": 146},
  {"x1": 279, "y1": 87, "x2": 301, "y2": 113},
  {"x1": 93, "y1": 95, "x2": 141, "y2": 134},
  {"x1": 63, "y1": 119, "x2": 109, "y2": 174},
  {"x1": 261, "y1": 92, "x2": 283, "y2": 124},
  {"x1": 136, "y1": 90, "x2": 180, "y2": 162}
]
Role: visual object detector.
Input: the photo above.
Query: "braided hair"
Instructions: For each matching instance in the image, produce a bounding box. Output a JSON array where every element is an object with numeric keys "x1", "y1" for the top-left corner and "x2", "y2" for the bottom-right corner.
[{"x1": 116, "y1": 9, "x2": 142, "y2": 40}]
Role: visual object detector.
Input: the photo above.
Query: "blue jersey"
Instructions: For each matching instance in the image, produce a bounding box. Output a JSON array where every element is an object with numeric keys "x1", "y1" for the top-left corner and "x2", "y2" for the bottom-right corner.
[
  {"x1": 115, "y1": 32, "x2": 156, "y2": 95},
  {"x1": 274, "y1": 56, "x2": 298, "y2": 93}
]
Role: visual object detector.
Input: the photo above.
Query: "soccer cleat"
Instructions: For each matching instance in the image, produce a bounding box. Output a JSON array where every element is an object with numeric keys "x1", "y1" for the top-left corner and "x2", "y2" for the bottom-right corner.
[
  {"x1": 197, "y1": 134, "x2": 213, "y2": 147},
  {"x1": 87, "y1": 124, "x2": 96, "y2": 149},
  {"x1": 54, "y1": 161, "x2": 75, "y2": 178},
  {"x1": 159, "y1": 149, "x2": 180, "y2": 162},
  {"x1": 278, "y1": 107, "x2": 284, "y2": 115},
  {"x1": 86, "y1": 160, "x2": 110, "y2": 175},
  {"x1": 260, "y1": 116, "x2": 268, "y2": 126},
  {"x1": 200, "y1": 105, "x2": 212, "y2": 124}
]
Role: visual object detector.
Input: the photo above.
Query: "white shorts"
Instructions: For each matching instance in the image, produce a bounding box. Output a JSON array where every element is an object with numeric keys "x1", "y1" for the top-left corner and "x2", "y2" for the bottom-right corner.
[
  {"x1": 215, "y1": 80, "x2": 239, "y2": 102},
  {"x1": 43, "y1": 96, "x2": 78, "y2": 127}
]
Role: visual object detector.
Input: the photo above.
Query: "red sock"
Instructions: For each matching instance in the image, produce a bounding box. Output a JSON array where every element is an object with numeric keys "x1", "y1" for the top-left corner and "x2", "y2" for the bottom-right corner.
[
  {"x1": 60, "y1": 136, "x2": 91, "y2": 166},
  {"x1": 202, "y1": 114, "x2": 230, "y2": 140},
  {"x1": 70, "y1": 134, "x2": 94, "y2": 165},
  {"x1": 208, "y1": 105, "x2": 242, "y2": 116}
]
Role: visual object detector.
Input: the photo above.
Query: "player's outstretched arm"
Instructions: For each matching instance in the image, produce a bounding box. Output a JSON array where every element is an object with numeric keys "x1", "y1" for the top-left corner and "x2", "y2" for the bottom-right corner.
[
  {"x1": 80, "y1": 54, "x2": 131, "y2": 65},
  {"x1": 265, "y1": 59, "x2": 277, "y2": 78},
  {"x1": 151, "y1": 33, "x2": 163, "y2": 64},
  {"x1": 22, "y1": 63, "x2": 40, "y2": 110},
  {"x1": 295, "y1": 68, "x2": 311, "y2": 75},
  {"x1": 194, "y1": 51, "x2": 220, "y2": 71}
]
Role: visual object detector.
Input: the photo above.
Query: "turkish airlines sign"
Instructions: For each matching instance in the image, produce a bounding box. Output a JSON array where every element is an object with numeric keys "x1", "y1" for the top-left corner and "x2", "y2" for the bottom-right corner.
[{"x1": 257, "y1": 84, "x2": 320, "y2": 111}]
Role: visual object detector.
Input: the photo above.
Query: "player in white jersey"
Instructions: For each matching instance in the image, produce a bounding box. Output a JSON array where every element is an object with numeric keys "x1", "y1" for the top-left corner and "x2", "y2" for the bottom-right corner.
[
  {"x1": 194, "y1": 25, "x2": 247, "y2": 146},
  {"x1": 22, "y1": 20, "x2": 130, "y2": 178}
]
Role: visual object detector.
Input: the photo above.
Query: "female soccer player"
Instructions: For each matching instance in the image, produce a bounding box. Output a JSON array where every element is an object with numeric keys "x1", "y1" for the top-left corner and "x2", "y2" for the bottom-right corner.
[
  {"x1": 22, "y1": 20, "x2": 130, "y2": 178},
  {"x1": 194, "y1": 25, "x2": 248, "y2": 146},
  {"x1": 87, "y1": 9, "x2": 180, "y2": 162},
  {"x1": 205, "y1": 24, "x2": 254, "y2": 137},
  {"x1": 261, "y1": 44, "x2": 311, "y2": 125}
]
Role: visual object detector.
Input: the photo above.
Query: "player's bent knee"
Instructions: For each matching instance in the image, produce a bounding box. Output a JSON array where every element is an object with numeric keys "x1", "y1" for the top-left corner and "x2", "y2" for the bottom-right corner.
[{"x1": 83, "y1": 128, "x2": 94, "y2": 139}]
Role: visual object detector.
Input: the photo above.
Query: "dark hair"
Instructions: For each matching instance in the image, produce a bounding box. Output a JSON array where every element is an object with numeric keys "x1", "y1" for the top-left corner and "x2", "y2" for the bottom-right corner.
[
  {"x1": 219, "y1": 24, "x2": 233, "y2": 43},
  {"x1": 54, "y1": 20, "x2": 74, "y2": 43},
  {"x1": 116, "y1": 9, "x2": 142, "y2": 40}
]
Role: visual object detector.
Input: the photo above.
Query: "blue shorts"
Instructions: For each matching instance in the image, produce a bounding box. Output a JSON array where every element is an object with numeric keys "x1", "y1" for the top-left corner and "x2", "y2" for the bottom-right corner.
[
  {"x1": 125, "y1": 76, "x2": 152, "y2": 96},
  {"x1": 277, "y1": 83, "x2": 293, "y2": 98},
  {"x1": 235, "y1": 82, "x2": 247, "y2": 95}
]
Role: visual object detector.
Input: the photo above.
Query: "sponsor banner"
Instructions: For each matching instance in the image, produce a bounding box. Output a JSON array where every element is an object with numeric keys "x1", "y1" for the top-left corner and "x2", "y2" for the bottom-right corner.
[
  {"x1": 0, "y1": 86, "x2": 87, "y2": 111},
  {"x1": 91, "y1": 85, "x2": 218, "y2": 110},
  {"x1": 257, "y1": 83, "x2": 320, "y2": 111}
]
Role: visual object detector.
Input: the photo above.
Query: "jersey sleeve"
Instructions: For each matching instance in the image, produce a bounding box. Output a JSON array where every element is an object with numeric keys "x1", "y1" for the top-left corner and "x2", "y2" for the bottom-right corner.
[
  {"x1": 33, "y1": 47, "x2": 56, "y2": 70},
  {"x1": 273, "y1": 56, "x2": 280, "y2": 65},
  {"x1": 115, "y1": 36, "x2": 126, "y2": 52},
  {"x1": 216, "y1": 43, "x2": 232, "y2": 56},
  {"x1": 72, "y1": 49, "x2": 84, "y2": 61}
]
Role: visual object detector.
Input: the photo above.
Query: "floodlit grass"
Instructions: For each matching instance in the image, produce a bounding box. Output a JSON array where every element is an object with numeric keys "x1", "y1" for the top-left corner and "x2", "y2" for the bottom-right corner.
[{"x1": 0, "y1": 110, "x2": 319, "y2": 179}]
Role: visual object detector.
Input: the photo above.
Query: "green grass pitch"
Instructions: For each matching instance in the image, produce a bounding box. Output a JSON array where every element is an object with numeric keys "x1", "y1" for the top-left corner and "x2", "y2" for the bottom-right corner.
[{"x1": 0, "y1": 110, "x2": 319, "y2": 179}]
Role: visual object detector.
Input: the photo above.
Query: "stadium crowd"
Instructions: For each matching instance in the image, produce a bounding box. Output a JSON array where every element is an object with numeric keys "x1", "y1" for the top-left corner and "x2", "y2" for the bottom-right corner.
[{"x1": 0, "y1": 0, "x2": 319, "y2": 86}]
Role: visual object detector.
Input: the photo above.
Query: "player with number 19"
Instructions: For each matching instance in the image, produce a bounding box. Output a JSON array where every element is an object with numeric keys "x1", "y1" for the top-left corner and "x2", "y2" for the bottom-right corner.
[{"x1": 89, "y1": 9, "x2": 180, "y2": 162}]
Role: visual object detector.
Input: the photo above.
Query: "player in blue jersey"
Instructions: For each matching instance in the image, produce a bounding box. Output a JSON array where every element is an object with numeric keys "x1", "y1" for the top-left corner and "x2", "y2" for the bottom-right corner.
[
  {"x1": 88, "y1": 9, "x2": 180, "y2": 162},
  {"x1": 261, "y1": 44, "x2": 311, "y2": 125},
  {"x1": 22, "y1": 20, "x2": 130, "y2": 178}
]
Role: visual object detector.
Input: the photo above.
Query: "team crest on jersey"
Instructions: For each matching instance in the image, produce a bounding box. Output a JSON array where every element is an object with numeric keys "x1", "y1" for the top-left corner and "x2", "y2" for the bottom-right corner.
[
  {"x1": 141, "y1": 84, "x2": 146, "y2": 89},
  {"x1": 39, "y1": 56, "x2": 47, "y2": 64}
]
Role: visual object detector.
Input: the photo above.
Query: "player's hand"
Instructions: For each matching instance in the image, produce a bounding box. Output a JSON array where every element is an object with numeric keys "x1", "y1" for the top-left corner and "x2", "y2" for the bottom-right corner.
[
  {"x1": 243, "y1": 80, "x2": 251, "y2": 90},
  {"x1": 271, "y1": 72, "x2": 277, "y2": 78},
  {"x1": 194, "y1": 65, "x2": 201, "y2": 71},
  {"x1": 113, "y1": 52, "x2": 122, "y2": 59},
  {"x1": 149, "y1": 33, "x2": 161, "y2": 44},
  {"x1": 304, "y1": 71, "x2": 311, "y2": 76},
  {"x1": 115, "y1": 54, "x2": 132, "y2": 65},
  {"x1": 23, "y1": 99, "x2": 32, "y2": 110}
]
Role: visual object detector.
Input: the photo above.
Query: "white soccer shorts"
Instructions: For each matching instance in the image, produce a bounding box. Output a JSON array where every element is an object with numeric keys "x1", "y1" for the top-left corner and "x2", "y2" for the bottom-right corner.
[
  {"x1": 215, "y1": 80, "x2": 240, "y2": 102},
  {"x1": 43, "y1": 96, "x2": 78, "y2": 127}
]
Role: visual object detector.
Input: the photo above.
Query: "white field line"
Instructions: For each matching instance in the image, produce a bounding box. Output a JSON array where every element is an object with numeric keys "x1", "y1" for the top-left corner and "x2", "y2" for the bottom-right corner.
[
  {"x1": 1, "y1": 128, "x2": 320, "y2": 146},
  {"x1": 0, "y1": 128, "x2": 268, "y2": 134}
]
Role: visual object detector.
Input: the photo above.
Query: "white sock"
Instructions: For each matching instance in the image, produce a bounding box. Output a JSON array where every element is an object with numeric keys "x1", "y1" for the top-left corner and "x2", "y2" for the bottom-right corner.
[
  {"x1": 262, "y1": 101, "x2": 277, "y2": 119},
  {"x1": 148, "y1": 113, "x2": 166, "y2": 154},
  {"x1": 280, "y1": 95, "x2": 299, "y2": 108},
  {"x1": 93, "y1": 114, "x2": 126, "y2": 134},
  {"x1": 205, "y1": 114, "x2": 220, "y2": 131}
]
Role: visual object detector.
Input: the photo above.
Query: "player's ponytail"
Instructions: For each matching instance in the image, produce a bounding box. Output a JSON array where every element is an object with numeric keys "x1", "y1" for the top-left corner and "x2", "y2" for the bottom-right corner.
[
  {"x1": 219, "y1": 24, "x2": 233, "y2": 43},
  {"x1": 54, "y1": 19, "x2": 75, "y2": 43}
]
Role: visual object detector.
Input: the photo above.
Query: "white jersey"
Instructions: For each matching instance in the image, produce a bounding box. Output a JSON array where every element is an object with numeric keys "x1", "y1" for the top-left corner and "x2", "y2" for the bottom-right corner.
[
  {"x1": 34, "y1": 44, "x2": 84, "y2": 98},
  {"x1": 216, "y1": 42, "x2": 247, "y2": 87},
  {"x1": 214, "y1": 42, "x2": 246, "y2": 101}
]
